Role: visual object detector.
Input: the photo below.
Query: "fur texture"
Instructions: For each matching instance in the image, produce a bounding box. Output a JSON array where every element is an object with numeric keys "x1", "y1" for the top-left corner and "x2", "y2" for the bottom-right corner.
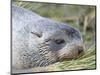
[{"x1": 12, "y1": 5, "x2": 84, "y2": 73}]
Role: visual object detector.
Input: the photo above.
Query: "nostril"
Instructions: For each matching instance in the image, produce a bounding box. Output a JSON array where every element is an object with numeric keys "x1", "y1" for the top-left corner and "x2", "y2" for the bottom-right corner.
[{"x1": 78, "y1": 47, "x2": 84, "y2": 55}]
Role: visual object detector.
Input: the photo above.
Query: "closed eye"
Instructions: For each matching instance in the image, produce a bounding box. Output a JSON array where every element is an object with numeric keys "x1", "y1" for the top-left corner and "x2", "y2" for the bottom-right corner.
[{"x1": 55, "y1": 39, "x2": 65, "y2": 44}]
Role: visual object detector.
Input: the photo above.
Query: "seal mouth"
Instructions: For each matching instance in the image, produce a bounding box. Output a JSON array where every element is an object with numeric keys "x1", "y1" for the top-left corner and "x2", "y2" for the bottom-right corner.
[
  {"x1": 58, "y1": 49, "x2": 84, "y2": 61},
  {"x1": 76, "y1": 51, "x2": 84, "y2": 58}
]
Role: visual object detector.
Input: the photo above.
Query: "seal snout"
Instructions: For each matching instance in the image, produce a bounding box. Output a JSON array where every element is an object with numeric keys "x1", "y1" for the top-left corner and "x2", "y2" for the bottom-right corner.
[{"x1": 77, "y1": 46, "x2": 84, "y2": 55}]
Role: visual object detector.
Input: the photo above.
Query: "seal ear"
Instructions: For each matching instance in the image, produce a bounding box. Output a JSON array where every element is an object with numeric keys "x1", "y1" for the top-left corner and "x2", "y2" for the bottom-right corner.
[{"x1": 31, "y1": 32, "x2": 42, "y2": 38}]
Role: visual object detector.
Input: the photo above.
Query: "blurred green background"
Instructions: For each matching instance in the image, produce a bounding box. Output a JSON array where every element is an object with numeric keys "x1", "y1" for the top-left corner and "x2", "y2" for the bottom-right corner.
[{"x1": 12, "y1": 0, "x2": 96, "y2": 71}]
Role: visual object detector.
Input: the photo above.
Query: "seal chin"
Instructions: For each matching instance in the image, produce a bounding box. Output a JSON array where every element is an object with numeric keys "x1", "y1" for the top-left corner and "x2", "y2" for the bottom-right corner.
[
  {"x1": 58, "y1": 48, "x2": 84, "y2": 61},
  {"x1": 58, "y1": 53, "x2": 84, "y2": 61}
]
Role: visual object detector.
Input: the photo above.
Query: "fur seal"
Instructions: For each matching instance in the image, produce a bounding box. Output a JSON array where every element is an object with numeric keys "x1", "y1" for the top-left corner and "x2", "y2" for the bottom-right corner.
[{"x1": 12, "y1": 5, "x2": 84, "y2": 73}]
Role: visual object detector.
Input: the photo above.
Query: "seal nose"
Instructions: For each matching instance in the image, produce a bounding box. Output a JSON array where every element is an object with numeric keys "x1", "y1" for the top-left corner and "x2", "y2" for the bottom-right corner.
[{"x1": 78, "y1": 47, "x2": 84, "y2": 55}]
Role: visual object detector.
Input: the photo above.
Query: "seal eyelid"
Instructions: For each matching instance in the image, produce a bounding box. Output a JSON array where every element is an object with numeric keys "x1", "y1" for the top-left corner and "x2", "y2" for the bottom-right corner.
[
  {"x1": 31, "y1": 32, "x2": 42, "y2": 38},
  {"x1": 55, "y1": 39, "x2": 65, "y2": 44}
]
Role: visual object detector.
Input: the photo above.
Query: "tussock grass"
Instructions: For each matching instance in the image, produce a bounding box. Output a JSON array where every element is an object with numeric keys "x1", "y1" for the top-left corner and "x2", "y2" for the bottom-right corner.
[{"x1": 47, "y1": 44, "x2": 96, "y2": 71}]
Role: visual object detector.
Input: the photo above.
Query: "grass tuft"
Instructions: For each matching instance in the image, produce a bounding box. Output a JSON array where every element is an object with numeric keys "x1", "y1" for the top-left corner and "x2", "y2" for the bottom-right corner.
[{"x1": 47, "y1": 44, "x2": 96, "y2": 71}]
